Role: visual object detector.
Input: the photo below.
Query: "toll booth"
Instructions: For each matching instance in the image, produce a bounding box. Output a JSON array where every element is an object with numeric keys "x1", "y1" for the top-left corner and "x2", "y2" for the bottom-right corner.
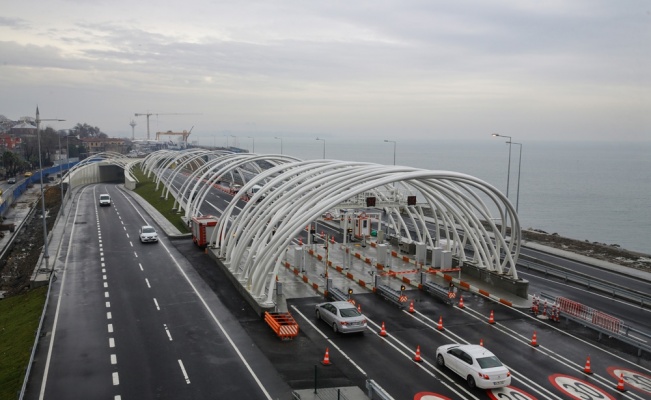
[
  {"x1": 191, "y1": 215, "x2": 219, "y2": 248},
  {"x1": 354, "y1": 212, "x2": 371, "y2": 239}
]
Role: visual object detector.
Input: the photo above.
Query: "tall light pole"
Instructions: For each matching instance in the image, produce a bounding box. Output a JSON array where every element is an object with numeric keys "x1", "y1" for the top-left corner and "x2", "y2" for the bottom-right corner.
[
  {"x1": 492, "y1": 133, "x2": 513, "y2": 199},
  {"x1": 247, "y1": 136, "x2": 255, "y2": 153},
  {"x1": 35, "y1": 107, "x2": 65, "y2": 271},
  {"x1": 58, "y1": 135, "x2": 64, "y2": 216},
  {"x1": 508, "y1": 141, "x2": 523, "y2": 213},
  {"x1": 274, "y1": 136, "x2": 283, "y2": 155},
  {"x1": 384, "y1": 140, "x2": 396, "y2": 165},
  {"x1": 316, "y1": 137, "x2": 325, "y2": 159},
  {"x1": 230, "y1": 135, "x2": 237, "y2": 149}
]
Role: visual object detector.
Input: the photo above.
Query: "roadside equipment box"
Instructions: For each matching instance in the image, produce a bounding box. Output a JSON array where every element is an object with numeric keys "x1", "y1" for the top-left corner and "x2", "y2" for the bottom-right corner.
[{"x1": 191, "y1": 215, "x2": 219, "y2": 248}]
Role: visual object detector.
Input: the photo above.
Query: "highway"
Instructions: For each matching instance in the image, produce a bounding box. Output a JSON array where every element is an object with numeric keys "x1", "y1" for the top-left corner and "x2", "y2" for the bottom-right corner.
[{"x1": 25, "y1": 180, "x2": 651, "y2": 400}]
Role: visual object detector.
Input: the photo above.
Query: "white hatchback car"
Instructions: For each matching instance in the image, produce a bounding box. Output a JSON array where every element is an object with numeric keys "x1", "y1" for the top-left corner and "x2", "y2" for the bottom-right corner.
[
  {"x1": 436, "y1": 344, "x2": 511, "y2": 389},
  {"x1": 139, "y1": 225, "x2": 159, "y2": 243}
]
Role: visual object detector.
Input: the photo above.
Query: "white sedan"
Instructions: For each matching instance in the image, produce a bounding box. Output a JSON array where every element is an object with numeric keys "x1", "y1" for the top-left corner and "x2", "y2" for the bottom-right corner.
[{"x1": 436, "y1": 344, "x2": 511, "y2": 389}]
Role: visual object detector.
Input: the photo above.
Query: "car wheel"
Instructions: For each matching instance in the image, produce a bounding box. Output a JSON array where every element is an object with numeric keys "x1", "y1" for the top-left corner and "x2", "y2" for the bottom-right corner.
[
  {"x1": 332, "y1": 323, "x2": 338, "y2": 333},
  {"x1": 467, "y1": 376, "x2": 476, "y2": 389},
  {"x1": 315, "y1": 309, "x2": 321, "y2": 320},
  {"x1": 436, "y1": 354, "x2": 445, "y2": 367}
]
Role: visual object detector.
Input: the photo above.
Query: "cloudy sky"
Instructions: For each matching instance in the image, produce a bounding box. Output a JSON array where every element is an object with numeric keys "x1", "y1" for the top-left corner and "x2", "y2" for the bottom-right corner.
[{"x1": 1, "y1": 0, "x2": 649, "y2": 144}]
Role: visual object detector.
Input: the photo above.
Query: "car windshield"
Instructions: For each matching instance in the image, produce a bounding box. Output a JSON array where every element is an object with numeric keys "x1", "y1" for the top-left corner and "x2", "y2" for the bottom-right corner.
[
  {"x1": 476, "y1": 355, "x2": 503, "y2": 369},
  {"x1": 100, "y1": 195, "x2": 109, "y2": 200},
  {"x1": 142, "y1": 227, "x2": 156, "y2": 234},
  {"x1": 339, "y1": 308, "x2": 361, "y2": 318}
]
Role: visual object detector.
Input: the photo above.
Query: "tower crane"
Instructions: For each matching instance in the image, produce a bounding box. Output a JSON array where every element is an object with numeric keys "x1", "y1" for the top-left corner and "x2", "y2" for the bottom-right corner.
[{"x1": 134, "y1": 112, "x2": 201, "y2": 140}]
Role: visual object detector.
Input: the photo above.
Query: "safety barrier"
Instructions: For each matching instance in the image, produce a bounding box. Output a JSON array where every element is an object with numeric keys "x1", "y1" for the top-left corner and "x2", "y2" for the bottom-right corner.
[
  {"x1": 327, "y1": 286, "x2": 350, "y2": 302},
  {"x1": 264, "y1": 312, "x2": 299, "y2": 340},
  {"x1": 423, "y1": 281, "x2": 453, "y2": 305},
  {"x1": 375, "y1": 285, "x2": 407, "y2": 309}
]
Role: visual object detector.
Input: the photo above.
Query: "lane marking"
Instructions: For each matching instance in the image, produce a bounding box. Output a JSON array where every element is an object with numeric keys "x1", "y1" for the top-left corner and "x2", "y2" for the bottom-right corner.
[
  {"x1": 139, "y1": 263, "x2": 143, "y2": 271},
  {"x1": 104, "y1": 282, "x2": 108, "y2": 288},
  {"x1": 105, "y1": 302, "x2": 111, "y2": 308},
  {"x1": 126, "y1": 233, "x2": 129, "y2": 239},
  {"x1": 103, "y1": 274, "x2": 107, "y2": 280},
  {"x1": 112, "y1": 372, "x2": 119, "y2": 386},
  {"x1": 109, "y1": 338, "x2": 115, "y2": 348},
  {"x1": 110, "y1": 354, "x2": 117, "y2": 365},
  {"x1": 178, "y1": 359, "x2": 191, "y2": 384},
  {"x1": 134, "y1": 252, "x2": 138, "y2": 258},
  {"x1": 107, "y1": 312, "x2": 112, "y2": 320},
  {"x1": 145, "y1": 278, "x2": 151, "y2": 288},
  {"x1": 153, "y1": 298, "x2": 160, "y2": 310},
  {"x1": 104, "y1": 291, "x2": 109, "y2": 298},
  {"x1": 108, "y1": 324, "x2": 113, "y2": 333},
  {"x1": 130, "y1": 242, "x2": 133, "y2": 247},
  {"x1": 164, "y1": 324, "x2": 173, "y2": 341}
]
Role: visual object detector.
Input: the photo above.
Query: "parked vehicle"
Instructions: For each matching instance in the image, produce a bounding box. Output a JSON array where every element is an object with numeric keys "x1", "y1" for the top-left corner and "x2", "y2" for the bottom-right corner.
[
  {"x1": 315, "y1": 301, "x2": 367, "y2": 334},
  {"x1": 436, "y1": 344, "x2": 511, "y2": 389},
  {"x1": 139, "y1": 225, "x2": 159, "y2": 243}
]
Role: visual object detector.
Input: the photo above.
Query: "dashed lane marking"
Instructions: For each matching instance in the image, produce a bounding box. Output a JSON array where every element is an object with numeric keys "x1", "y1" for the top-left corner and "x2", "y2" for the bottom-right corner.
[{"x1": 178, "y1": 360, "x2": 191, "y2": 384}]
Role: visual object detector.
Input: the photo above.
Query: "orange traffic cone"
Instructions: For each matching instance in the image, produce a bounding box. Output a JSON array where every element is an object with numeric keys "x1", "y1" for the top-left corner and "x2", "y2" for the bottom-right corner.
[
  {"x1": 379, "y1": 322, "x2": 387, "y2": 337},
  {"x1": 409, "y1": 301, "x2": 415, "y2": 313},
  {"x1": 479, "y1": 338, "x2": 484, "y2": 346},
  {"x1": 616, "y1": 374, "x2": 626, "y2": 392},
  {"x1": 530, "y1": 331, "x2": 539, "y2": 347},
  {"x1": 357, "y1": 304, "x2": 362, "y2": 313},
  {"x1": 413, "y1": 345, "x2": 422, "y2": 362},
  {"x1": 321, "y1": 348, "x2": 331, "y2": 366},
  {"x1": 488, "y1": 310, "x2": 495, "y2": 324},
  {"x1": 437, "y1": 316, "x2": 444, "y2": 331},
  {"x1": 458, "y1": 296, "x2": 465, "y2": 309},
  {"x1": 583, "y1": 356, "x2": 593, "y2": 374},
  {"x1": 298, "y1": 238, "x2": 303, "y2": 245}
]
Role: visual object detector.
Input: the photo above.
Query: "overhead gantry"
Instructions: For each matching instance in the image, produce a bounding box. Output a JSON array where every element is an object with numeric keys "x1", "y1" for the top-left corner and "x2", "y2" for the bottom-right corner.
[{"x1": 140, "y1": 151, "x2": 521, "y2": 308}]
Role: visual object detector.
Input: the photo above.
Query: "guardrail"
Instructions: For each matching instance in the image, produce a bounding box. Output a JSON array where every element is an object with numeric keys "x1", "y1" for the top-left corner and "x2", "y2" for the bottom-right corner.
[
  {"x1": 539, "y1": 292, "x2": 651, "y2": 357},
  {"x1": 518, "y1": 255, "x2": 651, "y2": 309},
  {"x1": 327, "y1": 286, "x2": 350, "y2": 302},
  {"x1": 422, "y1": 281, "x2": 453, "y2": 305},
  {"x1": 264, "y1": 312, "x2": 299, "y2": 340},
  {"x1": 374, "y1": 284, "x2": 407, "y2": 309},
  {"x1": 366, "y1": 379, "x2": 395, "y2": 400}
]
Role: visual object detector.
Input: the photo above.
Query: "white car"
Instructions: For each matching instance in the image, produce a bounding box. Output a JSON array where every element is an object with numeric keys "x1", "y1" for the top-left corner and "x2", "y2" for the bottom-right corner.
[
  {"x1": 139, "y1": 225, "x2": 159, "y2": 243},
  {"x1": 7, "y1": 177, "x2": 16, "y2": 184},
  {"x1": 436, "y1": 344, "x2": 511, "y2": 389},
  {"x1": 315, "y1": 301, "x2": 367, "y2": 334},
  {"x1": 99, "y1": 194, "x2": 111, "y2": 206}
]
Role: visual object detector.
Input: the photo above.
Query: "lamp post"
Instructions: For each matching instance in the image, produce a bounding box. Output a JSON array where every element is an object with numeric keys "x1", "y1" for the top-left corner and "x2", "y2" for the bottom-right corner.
[
  {"x1": 384, "y1": 140, "x2": 396, "y2": 165},
  {"x1": 274, "y1": 136, "x2": 283, "y2": 155},
  {"x1": 35, "y1": 107, "x2": 65, "y2": 271},
  {"x1": 247, "y1": 136, "x2": 255, "y2": 153},
  {"x1": 230, "y1": 135, "x2": 237, "y2": 149},
  {"x1": 58, "y1": 135, "x2": 64, "y2": 216},
  {"x1": 492, "y1": 133, "x2": 513, "y2": 199},
  {"x1": 316, "y1": 137, "x2": 325, "y2": 159},
  {"x1": 508, "y1": 141, "x2": 523, "y2": 213}
]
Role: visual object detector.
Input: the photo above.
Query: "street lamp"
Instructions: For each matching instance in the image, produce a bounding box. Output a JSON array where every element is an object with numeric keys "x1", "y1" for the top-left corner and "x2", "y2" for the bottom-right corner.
[
  {"x1": 316, "y1": 137, "x2": 325, "y2": 159},
  {"x1": 35, "y1": 106, "x2": 65, "y2": 271},
  {"x1": 492, "y1": 133, "x2": 513, "y2": 199},
  {"x1": 508, "y1": 141, "x2": 523, "y2": 213},
  {"x1": 274, "y1": 136, "x2": 283, "y2": 155},
  {"x1": 384, "y1": 140, "x2": 396, "y2": 165},
  {"x1": 247, "y1": 136, "x2": 255, "y2": 153}
]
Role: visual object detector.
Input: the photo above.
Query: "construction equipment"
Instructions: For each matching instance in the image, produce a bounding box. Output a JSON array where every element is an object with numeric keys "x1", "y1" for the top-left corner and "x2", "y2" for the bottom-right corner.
[
  {"x1": 156, "y1": 126, "x2": 194, "y2": 144},
  {"x1": 134, "y1": 113, "x2": 200, "y2": 140}
]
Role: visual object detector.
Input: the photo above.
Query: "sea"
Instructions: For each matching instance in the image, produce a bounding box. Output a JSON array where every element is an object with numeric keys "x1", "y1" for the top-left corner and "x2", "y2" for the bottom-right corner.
[{"x1": 223, "y1": 137, "x2": 651, "y2": 255}]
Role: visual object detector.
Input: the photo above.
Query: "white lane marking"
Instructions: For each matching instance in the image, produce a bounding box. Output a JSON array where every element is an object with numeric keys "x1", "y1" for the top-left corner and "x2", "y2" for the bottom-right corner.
[
  {"x1": 139, "y1": 263, "x2": 143, "y2": 271},
  {"x1": 102, "y1": 269, "x2": 106, "y2": 274},
  {"x1": 101, "y1": 257, "x2": 104, "y2": 262},
  {"x1": 105, "y1": 302, "x2": 111, "y2": 308},
  {"x1": 107, "y1": 312, "x2": 112, "y2": 320},
  {"x1": 103, "y1": 274, "x2": 107, "y2": 280},
  {"x1": 178, "y1": 359, "x2": 191, "y2": 384},
  {"x1": 99, "y1": 240, "x2": 102, "y2": 244},
  {"x1": 112, "y1": 372, "x2": 119, "y2": 385},
  {"x1": 104, "y1": 291, "x2": 109, "y2": 298},
  {"x1": 153, "y1": 298, "x2": 160, "y2": 310},
  {"x1": 126, "y1": 233, "x2": 129, "y2": 238},
  {"x1": 123, "y1": 226, "x2": 127, "y2": 231},
  {"x1": 110, "y1": 354, "x2": 117, "y2": 364},
  {"x1": 134, "y1": 252, "x2": 138, "y2": 258},
  {"x1": 145, "y1": 278, "x2": 151, "y2": 288},
  {"x1": 115, "y1": 396, "x2": 121, "y2": 400},
  {"x1": 108, "y1": 324, "x2": 113, "y2": 333},
  {"x1": 109, "y1": 338, "x2": 115, "y2": 348},
  {"x1": 101, "y1": 262, "x2": 105, "y2": 267},
  {"x1": 103, "y1": 282, "x2": 108, "y2": 288},
  {"x1": 130, "y1": 242, "x2": 133, "y2": 247},
  {"x1": 164, "y1": 324, "x2": 173, "y2": 341}
]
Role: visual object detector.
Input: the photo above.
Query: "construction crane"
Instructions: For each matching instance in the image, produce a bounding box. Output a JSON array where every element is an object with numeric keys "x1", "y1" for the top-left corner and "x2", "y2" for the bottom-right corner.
[
  {"x1": 134, "y1": 112, "x2": 200, "y2": 140},
  {"x1": 156, "y1": 126, "x2": 194, "y2": 145}
]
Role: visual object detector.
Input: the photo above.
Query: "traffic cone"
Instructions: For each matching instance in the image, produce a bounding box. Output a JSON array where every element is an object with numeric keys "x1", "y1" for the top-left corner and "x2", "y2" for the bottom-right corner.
[
  {"x1": 437, "y1": 316, "x2": 444, "y2": 331},
  {"x1": 379, "y1": 322, "x2": 387, "y2": 337},
  {"x1": 458, "y1": 296, "x2": 465, "y2": 309},
  {"x1": 320, "y1": 231, "x2": 325, "y2": 238},
  {"x1": 409, "y1": 301, "x2": 415, "y2": 313},
  {"x1": 530, "y1": 331, "x2": 539, "y2": 347},
  {"x1": 321, "y1": 348, "x2": 331, "y2": 366},
  {"x1": 488, "y1": 310, "x2": 495, "y2": 324},
  {"x1": 298, "y1": 238, "x2": 303, "y2": 246},
  {"x1": 413, "y1": 345, "x2": 422, "y2": 362},
  {"x1": 357, "y1": 304, "x2": 361, "y2": 313},
  {"x1": 330, "y1": 236, "x2": 335, "y2": 244},
  {"x1": 479, "y1": 338, "x2": 484, "y2": 346},
  {"x1": 583, "y1": 356, "x2": 593, "y2": 374},
  {"x1": 616, "y1": 374, "x2": 626, "y2": 392}
]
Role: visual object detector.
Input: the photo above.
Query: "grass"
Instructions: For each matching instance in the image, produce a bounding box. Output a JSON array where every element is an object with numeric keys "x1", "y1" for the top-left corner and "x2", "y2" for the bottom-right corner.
[
  {"x1": 0, "y1": 286, "x2": 47, "y2": 400},
  {"x1": 131, "y1": 167, "x2": 190, "y2": 234}
]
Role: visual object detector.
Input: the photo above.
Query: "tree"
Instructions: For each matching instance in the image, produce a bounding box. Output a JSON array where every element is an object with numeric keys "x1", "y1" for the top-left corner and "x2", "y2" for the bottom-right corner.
[{"x1": 71, "y1": 123, "x2": 107, "y2": 138}]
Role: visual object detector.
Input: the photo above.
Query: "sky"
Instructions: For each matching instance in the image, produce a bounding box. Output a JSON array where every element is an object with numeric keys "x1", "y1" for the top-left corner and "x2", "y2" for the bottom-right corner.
[{"x1": 1, "y1": 0, "x2": 649, "y2": 144}]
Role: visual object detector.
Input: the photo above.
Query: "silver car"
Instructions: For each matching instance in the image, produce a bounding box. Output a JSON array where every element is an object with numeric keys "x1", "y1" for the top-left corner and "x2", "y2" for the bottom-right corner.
[
  {"x1": 436, "y1": 344, "x2": 511, "y2": 389},
  {"x1": 139, "y1": 225, "x2": 159, "y2": 243},
  {"x1": 315, "y1": 301, "x2": 367, "y2": 334}
]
